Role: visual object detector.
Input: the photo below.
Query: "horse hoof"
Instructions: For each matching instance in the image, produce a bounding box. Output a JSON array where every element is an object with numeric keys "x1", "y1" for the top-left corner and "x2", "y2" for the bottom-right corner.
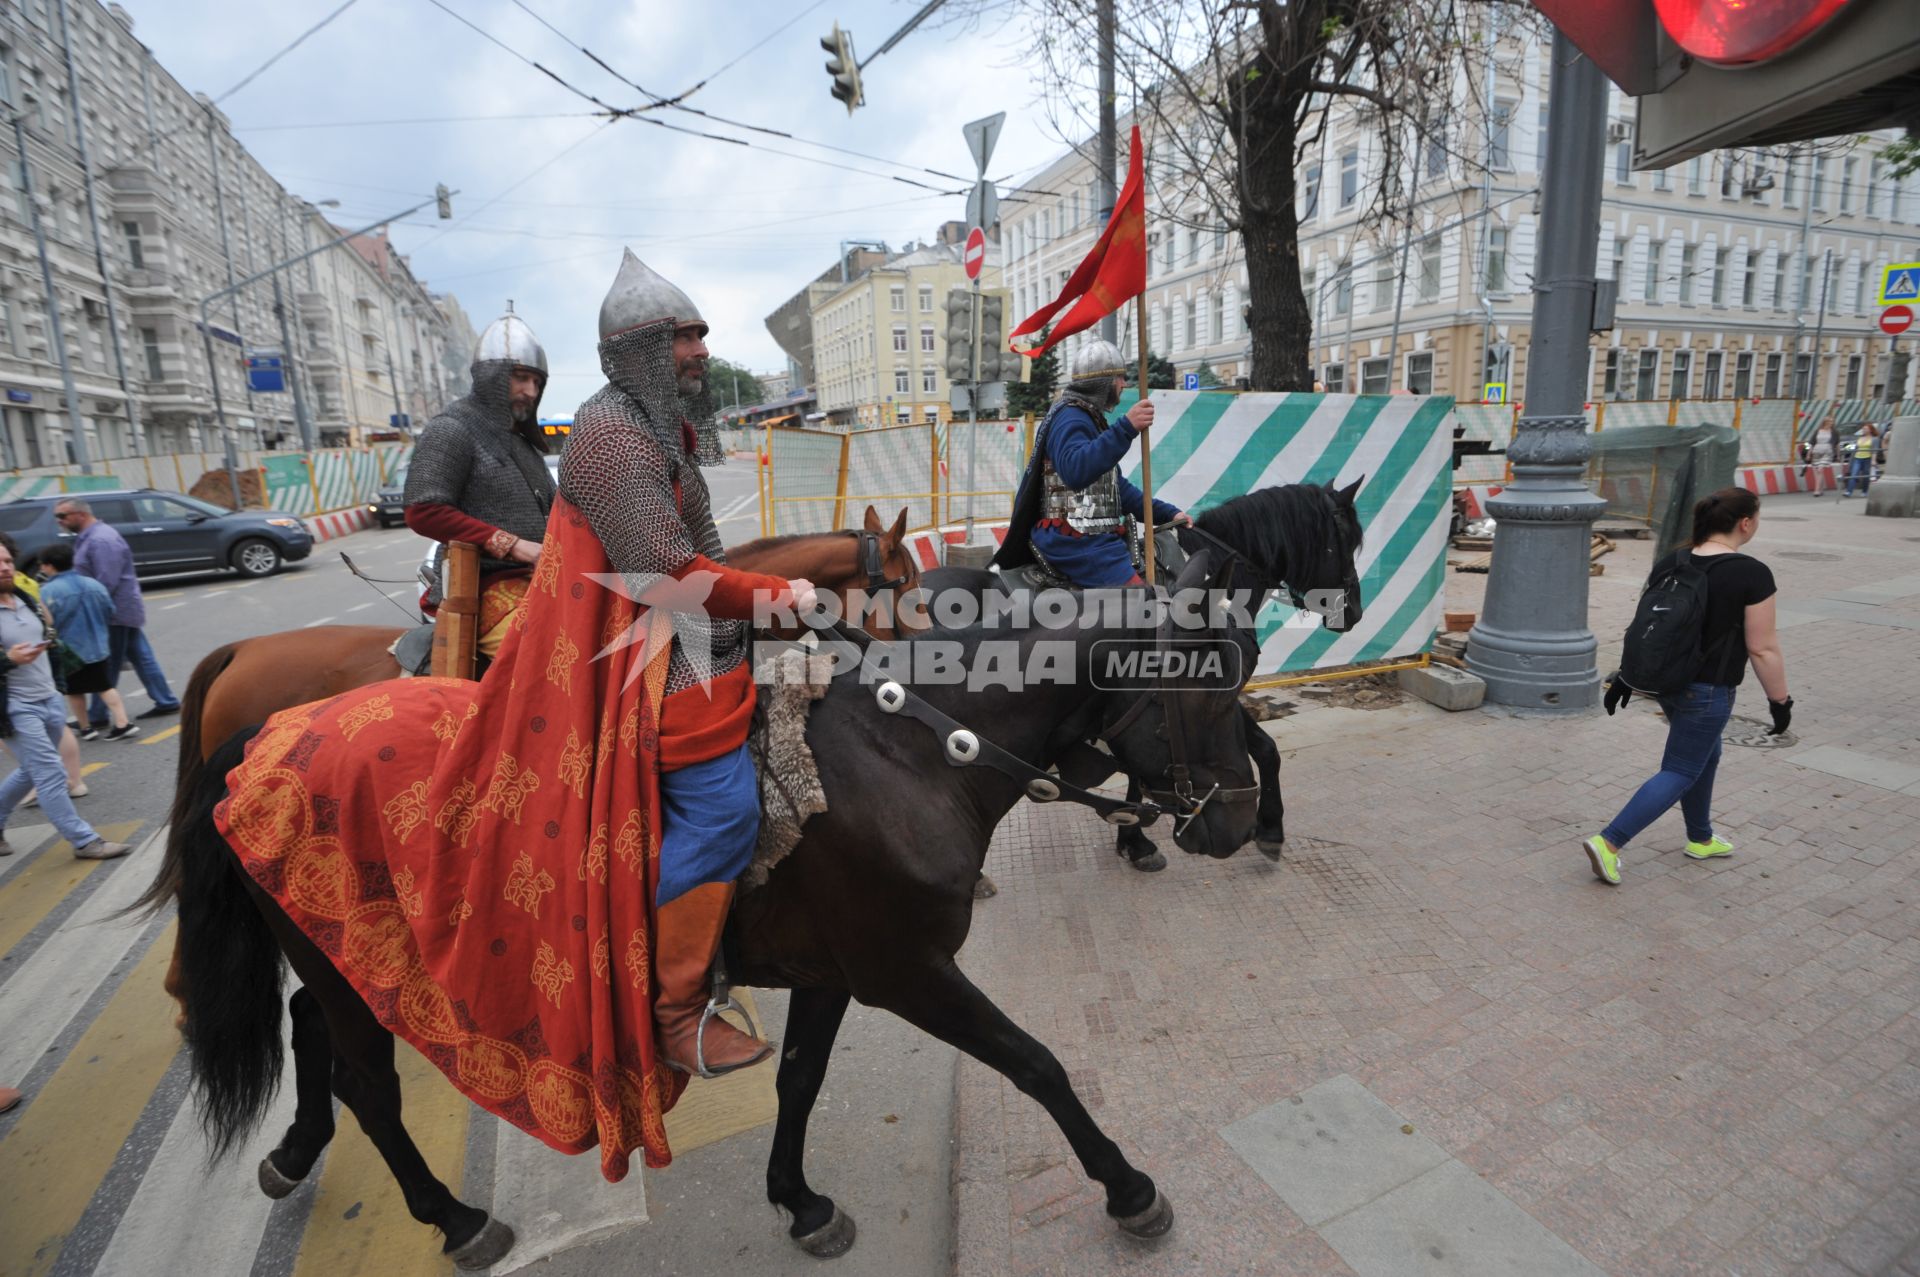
[
  {"x1": 448, "y1": 1216, "x2": 516, "y2": 1270},
  {"x1": 794, "y1": 1204, "x2": 857, "y2": 1258},
  {"x1": 1256, "y1": 838, "x2": 1285, "y2": 862},
  {"x1": 1114, "y1": 1190, "x2": 1174, "y2": 1239},
  {"x1": 973, "y1": 873, "x2": 998, "y2": 900},
  {"x1": 257, "y1": 1157, "x2": 303, "y2": 1200},
  {"x1": 1127, "y1": 851, "x2": 1167, "y2": 873}
]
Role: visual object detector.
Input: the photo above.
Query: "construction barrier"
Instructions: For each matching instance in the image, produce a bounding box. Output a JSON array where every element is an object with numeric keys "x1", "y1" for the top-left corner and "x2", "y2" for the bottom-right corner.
[
  {"x1": 0, "y1": 444, "x2": 414, "y2": 521},
  {"x1": 759, "y1": 418, "x2": 1027, "y2": 538},
  {"x1": 1114, "y1": 391, "x2": 1456, "y2": 678}
]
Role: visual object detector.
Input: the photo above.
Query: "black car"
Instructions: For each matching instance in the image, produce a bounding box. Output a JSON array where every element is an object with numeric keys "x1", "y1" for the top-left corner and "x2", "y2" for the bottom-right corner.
[
  {"x1": 370, "y1": 465, "x2": 407, "y2": 528},
  {"x1": 0, "y1": 489, "x2": 314, "y2": 578}
]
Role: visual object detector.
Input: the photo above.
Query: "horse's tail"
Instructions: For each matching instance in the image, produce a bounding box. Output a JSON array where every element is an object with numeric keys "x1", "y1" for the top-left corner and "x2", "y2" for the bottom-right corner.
[
  {"x1": 131, "y1": 641, "x2": 240, "y2": 918},
  {"x1": 175, "y1": 725, "x2": 284, "y2": 1156}
]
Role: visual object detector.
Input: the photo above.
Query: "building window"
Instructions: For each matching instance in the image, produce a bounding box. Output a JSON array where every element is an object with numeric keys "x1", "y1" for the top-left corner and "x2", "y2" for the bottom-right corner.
[
  {"x1": 1867, "y1": 158, "x2": 1885, "y2": 216},
  {"x1": 1488, "y1": 98, "x2": 1514, "y2": 170},
  {"x1": 1810, "y1": 157, "x2": 1829, "y2": 210},
  {"x1": 1187, "y1": 227, "x2": 1200, "y2": 267},
  {"x1": 894, "y1": 369, "x2": 910, "y2": 395},
  {"x1": 919, "y1": 285, "x2": 933, "y2": 312},
  {"x1": 1185, "y1": 298, "x2": 1198, "y2": 348},
  {"x1": 1322, "y1": 363, "x2": 1346, "y2": 393},
  {"x1": 1844, "y1": 353, "x2": 1862, "y2": 398},
  {"x1": 896, "y1": 405, "x2": 911, "y2": 424},
  {"x1": 1614, "y1": 132, "x2": 1633, "y2": 183},
  {"x1": 1609, "y1": 236, "x2": 1627, "y2": 284},
  {"x1": 1301, "y1": 164, "x2": 1320, "y2": 220},
  {"x1": 920, "y1": 325, "x2": 934, "y2": 353},
  {"x1": 890, "y1": 286, "x2": 905, "y2": 312},
  {"x1": 1406, "y1": 351, "x2": 1434, "y2": 394},
  {"x1": 1645, "y1": 241, "x2": 1663, "y2": 302},
  {"x1": 1603, "y1": 349, "x2": 1621, "y2": 399},
  {"x1": 1373, "y1": 259, "x2": 1395, "y2": 312},
  {"x1": 1733, "y1": 351, "x2": 1753, "y2": 397},
  {"x1": 1792, "y1": 352, "x2": 1813, "y2": 399},
  {"x1": 141, "y1": 326, "x2": 163, "y2": 381},
  {"x1": 1360, "y1": 357, "x2": 1390, "y2": 394},
  {"x1": 1687, "y1": 157, "x2": 1704, "y2": 196},
  {"x1": 1534, "y1": 105, "x2": 1549, "y2": 173},
  {"x1": 122, "y1": 221, "x2": 145, "y2": 269},
  {"x1": 1653, "y1": 165, "x2": 1671, "y2": 192},
  {"x1": 1485, "y1": 228, "x2": 1508, "y2": 293},
  {"x1": 1333, "y1": 270, "x2": 1352, "y2": 317},
  {"x1": 892, "y1": 325, "x2": 907, "y2": 354},
  {"x1": 1840, "y1": 157, "x2": 1857, "y2": 213},
  {"x1": 1679, "y1": 244, "x2": 1696, "y2": 304},
  {"x1": 1798, "y1": 255, "x2": 1815, "y2": 312},
  {"x1": 1763, "y1": 352, "x2": 1782, "y2": 397},
  {"x1": 1418, "y1": 236, "x2": 1441, "y2": 302},
  {"x1": 1703, "y1": 350, "x2": 1723, "y2": 399},
  {"x1": 1670, "y1": 350, "x2": 1691, "y2": 399},
  {"x1": 1212, "y1": 292, "x2": 1224, "y2": 343},
  {"x1": 1635, "y1": 349, "x2": 1660, "y2": 400},
  {"x1": 1711, "y1": 247, "x2": 1729, "y2": 305},
  {"x1": 1742, "y1": 251, "x2": 1758, "y2": 306},
  {"x1": 1852, "y1": 264, "x2": 1866, "y2": 314},
  {"x1": 921, "y1": 367, "x2": 936, "y2": 394},
  {"x1": 1425, "y1": 127, "x2": 1448, "y2": 182},
  {"x1": 1339, "y1": 149, "x2": 1359, "y2": 208},
  {"x1": 1214, "y1": 227, "x2": 1227, "y2": 258}
]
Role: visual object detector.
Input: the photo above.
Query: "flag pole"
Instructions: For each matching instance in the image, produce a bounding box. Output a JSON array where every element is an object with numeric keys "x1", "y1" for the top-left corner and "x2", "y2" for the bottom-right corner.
[{"x1": 1136, "y1": 293, "x2": 1155, "y2": 586}]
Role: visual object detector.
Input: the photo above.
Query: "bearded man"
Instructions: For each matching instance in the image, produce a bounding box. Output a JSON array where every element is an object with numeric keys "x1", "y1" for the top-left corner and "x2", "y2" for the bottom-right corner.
[
  {"x1": 404, "y1": 306, "x2": 555, "y2": 660},
  {"x1": 994, "y1": 339, "x2": 1189, "y2": 588}
]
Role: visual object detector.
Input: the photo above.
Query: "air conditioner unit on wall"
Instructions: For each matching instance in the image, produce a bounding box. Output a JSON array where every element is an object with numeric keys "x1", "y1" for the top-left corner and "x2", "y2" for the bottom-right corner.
[{"x1": 1606, "y1": 121, "x2": 1633, "y2": 144}]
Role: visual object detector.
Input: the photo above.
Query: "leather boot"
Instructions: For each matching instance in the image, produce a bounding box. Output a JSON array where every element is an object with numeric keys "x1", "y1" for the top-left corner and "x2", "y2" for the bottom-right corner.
[{"x1": 652, "y1": 881, "x2": 771, "y2": 1076}]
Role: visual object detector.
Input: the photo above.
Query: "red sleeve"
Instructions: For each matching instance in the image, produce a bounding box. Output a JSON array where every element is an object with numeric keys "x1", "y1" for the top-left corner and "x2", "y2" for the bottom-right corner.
[
  {"x1": 670, "y1": 554, "x2": 793, "y2": 621},
  {"x1": 405, "y1": 502, "x2": 498, "y2": 546}
]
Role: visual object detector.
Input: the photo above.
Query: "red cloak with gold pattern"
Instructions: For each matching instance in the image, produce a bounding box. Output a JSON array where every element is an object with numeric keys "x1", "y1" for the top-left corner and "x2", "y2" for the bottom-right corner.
[{"x1": 215, "y1": 495, "x2": 691, "y2": 1180}]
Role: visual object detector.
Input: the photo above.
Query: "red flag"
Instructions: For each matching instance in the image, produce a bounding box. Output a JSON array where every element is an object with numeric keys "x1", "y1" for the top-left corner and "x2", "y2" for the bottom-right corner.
[{"x1": 1009, "y1": 126, "x2": 1147, "y2": 360}]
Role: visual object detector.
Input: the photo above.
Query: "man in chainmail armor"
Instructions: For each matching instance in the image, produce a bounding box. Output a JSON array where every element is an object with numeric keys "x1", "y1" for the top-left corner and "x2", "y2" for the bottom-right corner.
[
  {"x1": 404, "y1": 306, "x2": 555, "y2": 661},
  {"x1": 995, "y1": 339, "x2": 1189, "y2": 587},
  {"x1": 561, "y1": 249, "x2": 815, "y2": 1076}
]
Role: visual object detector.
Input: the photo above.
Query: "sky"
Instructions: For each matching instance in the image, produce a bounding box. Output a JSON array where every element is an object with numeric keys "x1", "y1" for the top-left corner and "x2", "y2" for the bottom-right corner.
[{"x1": 132, "y1": 0, "x2": 1091, "y2": 413}]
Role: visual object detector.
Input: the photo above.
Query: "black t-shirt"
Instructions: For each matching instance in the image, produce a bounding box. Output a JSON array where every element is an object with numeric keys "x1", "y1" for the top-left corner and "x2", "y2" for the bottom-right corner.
[{"x1": 1645, "y1": 548, "x2": 1777, "y2": 687}]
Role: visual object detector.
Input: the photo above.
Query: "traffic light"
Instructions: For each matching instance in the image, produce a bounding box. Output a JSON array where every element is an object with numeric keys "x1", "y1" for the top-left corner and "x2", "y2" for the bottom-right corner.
[
  {"x1": 977, "y1": 291, "x2": 1012, "y2": 382},
  {"x1": 1532, "y1": 0, "x2": 1920, "y2": 167},
  {"x1": 820, "y1": 25, "x2": 864, "y2": 115},
  {"x1": 942, "y1": 287, "x2": 975, "y2": 382},
  {"x1": 435, "y1": 183, "x2": 452, "y2": 219}
]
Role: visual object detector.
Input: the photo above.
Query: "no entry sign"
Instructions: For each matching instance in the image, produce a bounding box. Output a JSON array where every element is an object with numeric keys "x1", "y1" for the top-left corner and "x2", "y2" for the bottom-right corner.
[
  {"x1": 964, "y1": 226, "x2": 986, "y2": 280},
  {"x1": 1880, "y1": 305, "x2": 1914, "y2": 336}
]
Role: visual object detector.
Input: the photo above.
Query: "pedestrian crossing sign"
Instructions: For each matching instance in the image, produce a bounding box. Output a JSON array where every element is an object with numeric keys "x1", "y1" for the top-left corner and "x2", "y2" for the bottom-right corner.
[
  {"x1": 1880, "y1": 262, "x2": 1920, "y2": 306},
  {"x1": 1484, "y1": 382, "x2": 1507, "y2": 404}
]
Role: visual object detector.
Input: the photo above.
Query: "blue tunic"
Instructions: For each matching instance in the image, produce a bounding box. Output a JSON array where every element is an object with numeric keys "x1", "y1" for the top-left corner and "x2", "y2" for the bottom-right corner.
[
  {"x1": 655, "y1": 742, "x2": 760, "y2": 906},
  {"x1": 1029, "y1": 404, "x2": 1181, "y2": 587}
]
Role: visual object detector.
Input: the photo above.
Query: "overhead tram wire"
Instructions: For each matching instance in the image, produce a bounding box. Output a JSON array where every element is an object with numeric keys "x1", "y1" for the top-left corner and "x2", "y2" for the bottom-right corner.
[
  {"x1": 214, "y1": 0, "x2": 364, "y2": 104},
  {"x1": 407, "y1": 118, "x2": 619, "y2": 254},
  {"x1": 238, "y1": 112, "x2": 600, "y2": 132}
]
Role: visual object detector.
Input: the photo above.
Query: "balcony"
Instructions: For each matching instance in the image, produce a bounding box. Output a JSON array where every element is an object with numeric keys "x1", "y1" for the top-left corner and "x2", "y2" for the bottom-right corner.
[
  {"x1": 296, "y1": 291, "x2": 330, "y2": 320},
  {"x1": 105, "y1": 164, "x2": 175, "y2": 216}
]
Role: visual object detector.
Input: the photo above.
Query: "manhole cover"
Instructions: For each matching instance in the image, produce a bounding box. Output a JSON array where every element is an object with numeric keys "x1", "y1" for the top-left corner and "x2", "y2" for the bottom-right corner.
[
  {"x1": 1774, "y1": 551, "x2": 1842, "y2": 562},
  {"x1": 1725, "y1": 715, "x2": 1793, "y2": 748}
]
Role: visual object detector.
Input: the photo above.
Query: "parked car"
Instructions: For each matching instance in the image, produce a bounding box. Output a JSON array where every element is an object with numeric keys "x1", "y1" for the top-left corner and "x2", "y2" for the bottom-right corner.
[
  {"x1": 0, "y1": 489, "x2": 313, "y2": 578},
  {"x1": 370, "y1": 465, "x2": 408, "y2": 528}
]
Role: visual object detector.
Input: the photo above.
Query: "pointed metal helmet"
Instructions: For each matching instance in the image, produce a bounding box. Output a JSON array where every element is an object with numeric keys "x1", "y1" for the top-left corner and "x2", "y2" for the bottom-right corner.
[
  {"x1": 472, "y1": 304, "x2": 548, "y2": 374},
  {"x1": 598, "y1": 248, "x2": 708, "y2": 341},
  {"x1": 1067, "y1": 339, "x2": 1129, "y2": 383}
]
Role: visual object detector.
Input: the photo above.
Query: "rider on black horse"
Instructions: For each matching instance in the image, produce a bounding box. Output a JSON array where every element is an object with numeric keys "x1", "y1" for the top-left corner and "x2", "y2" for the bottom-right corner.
[{"x1": 994, "y1": 339, "x2": 1190, "y2": 587}]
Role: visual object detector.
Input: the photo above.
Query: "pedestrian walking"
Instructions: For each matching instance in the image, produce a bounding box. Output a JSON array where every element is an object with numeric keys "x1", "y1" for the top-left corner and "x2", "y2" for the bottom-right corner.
[
  {"x1": 52, "y1": 498, "x2": 180, "y2": 725},
  {"x1": 1801, "y1": 417, "x2": 1837, "y2": 495},
  {"x1": 36, "y1": 544, "x2": 137, "y2": 741},
  {"x1": 0, "y1": 533, "x2": 86, "y2": 800},
  {"x1": 0, "y1": 540, "x2": 130, "y2": 860},
  {"x1": 1585, "y1": 487, "x2": 1792, "y2": 884},
  {"x1": 1842, "y1": 422, "x2": 1879, "y2": 497}
]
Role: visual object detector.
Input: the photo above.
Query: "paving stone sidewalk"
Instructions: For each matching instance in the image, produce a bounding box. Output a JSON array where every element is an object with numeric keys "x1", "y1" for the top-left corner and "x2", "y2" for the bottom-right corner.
[{"x1": 951, "y1": 492, "x2": 1920, "y2": 1276}]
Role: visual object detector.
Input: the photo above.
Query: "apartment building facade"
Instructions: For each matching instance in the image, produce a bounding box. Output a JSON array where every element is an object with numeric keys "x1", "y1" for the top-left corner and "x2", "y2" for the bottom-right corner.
[
  {"x1": 1000, "y1": 29, "x2": 1920, "y2": 406},
  {"x1": 0, "y1": 0, "x2": 465, "y2": 469}
]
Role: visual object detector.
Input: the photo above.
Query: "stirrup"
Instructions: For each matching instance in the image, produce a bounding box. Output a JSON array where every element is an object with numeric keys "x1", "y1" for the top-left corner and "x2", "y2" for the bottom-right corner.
[{"x1": 691, "y1": 971, "x2": 762, "y2": 1080}]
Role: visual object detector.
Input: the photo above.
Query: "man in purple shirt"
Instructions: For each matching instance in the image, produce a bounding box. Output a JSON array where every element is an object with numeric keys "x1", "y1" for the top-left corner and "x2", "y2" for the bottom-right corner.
[{"x1": 54, "y1": 498, "x2": 180, "y2": 725}]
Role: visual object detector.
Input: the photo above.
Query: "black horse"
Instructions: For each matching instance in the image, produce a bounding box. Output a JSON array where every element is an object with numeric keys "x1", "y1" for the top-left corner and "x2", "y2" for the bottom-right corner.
[
  {"x1": 925, "y1": 477, "x2": 1366, "y2": 874},
  {"x1": 162, "y1": 552, "x2": 1259, "y2": 1267}
]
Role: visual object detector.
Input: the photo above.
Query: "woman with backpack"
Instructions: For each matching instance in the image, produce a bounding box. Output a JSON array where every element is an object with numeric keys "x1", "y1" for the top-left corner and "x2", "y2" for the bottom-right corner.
[{"x1": 1585, "y1": 487, "x2": 1793, "y2": 885}]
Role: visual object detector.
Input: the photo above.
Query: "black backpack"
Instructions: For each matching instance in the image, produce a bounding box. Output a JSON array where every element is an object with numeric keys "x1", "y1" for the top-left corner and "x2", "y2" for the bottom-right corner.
[{"x1": 1618, "y1": 550, "x2": 1735, "y2": 695}]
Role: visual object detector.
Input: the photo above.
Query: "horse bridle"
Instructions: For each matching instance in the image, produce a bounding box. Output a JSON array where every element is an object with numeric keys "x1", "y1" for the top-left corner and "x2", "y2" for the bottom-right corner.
[{"x1": 855, "y1": 529, "x2": 913, "y2": 595}]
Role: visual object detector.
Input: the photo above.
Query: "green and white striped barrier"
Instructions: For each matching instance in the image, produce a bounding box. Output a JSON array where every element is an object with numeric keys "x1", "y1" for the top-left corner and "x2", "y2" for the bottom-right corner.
[{"x1": 1114, "y1": 390, "x2": 1454, "y2": 677}]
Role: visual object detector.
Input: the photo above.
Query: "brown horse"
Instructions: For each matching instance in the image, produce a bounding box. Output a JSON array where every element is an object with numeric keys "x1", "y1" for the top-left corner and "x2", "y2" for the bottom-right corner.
[{"x1": 158, "y1": 507, "x2": 923, "y2": 1012}]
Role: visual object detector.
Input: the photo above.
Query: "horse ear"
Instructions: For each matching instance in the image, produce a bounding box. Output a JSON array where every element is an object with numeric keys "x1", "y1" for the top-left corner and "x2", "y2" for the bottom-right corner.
[
  {"x1": 888, "y1": 506, "x2": 909, "y2": 544},
  {"x1": 1338, "y1": 474, "x2": 1366, "y2": 503},
  {"x1": 862, "y1": 504, "x2": 883, "y2": 533}
]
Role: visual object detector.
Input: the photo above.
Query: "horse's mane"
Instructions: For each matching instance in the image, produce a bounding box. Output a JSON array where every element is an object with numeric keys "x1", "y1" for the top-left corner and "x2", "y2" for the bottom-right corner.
[
  {"x1": 1193, "y1": 483, "x2": 1362, "y2": 586},
  {"x1": 727, "y1": 529, "x2": 858, "y2": 557}
]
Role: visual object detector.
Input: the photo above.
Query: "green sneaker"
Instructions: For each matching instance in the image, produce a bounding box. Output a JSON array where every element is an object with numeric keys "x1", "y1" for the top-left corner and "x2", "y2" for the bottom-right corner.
[
  {"x1": 1583, "y1": 834, "x2": 1621, "y2": 885},
  {"x1": 1684, "y1": 836, "x2": 1734, "y2": 860}
]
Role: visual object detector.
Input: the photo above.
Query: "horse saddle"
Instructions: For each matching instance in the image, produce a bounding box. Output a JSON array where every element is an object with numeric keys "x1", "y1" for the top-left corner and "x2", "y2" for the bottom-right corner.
[{"x1": 390, "y1": 623, "x2": 437, "y2": 678}]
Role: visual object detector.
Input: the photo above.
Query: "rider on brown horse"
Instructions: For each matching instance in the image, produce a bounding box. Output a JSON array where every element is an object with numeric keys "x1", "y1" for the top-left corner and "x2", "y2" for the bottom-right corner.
[
  {"x1": 565, "y1": 248, "x2": 816, "y2": 1076},
  {"x1": 404, "y1": 305, "x2": 555, "y2": 663}
]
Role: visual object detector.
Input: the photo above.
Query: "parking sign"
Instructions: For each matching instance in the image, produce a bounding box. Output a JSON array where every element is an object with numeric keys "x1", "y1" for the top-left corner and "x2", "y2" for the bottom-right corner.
[{"x1": 1182, "y1": 372, "x2": 1199, "y2": 391}]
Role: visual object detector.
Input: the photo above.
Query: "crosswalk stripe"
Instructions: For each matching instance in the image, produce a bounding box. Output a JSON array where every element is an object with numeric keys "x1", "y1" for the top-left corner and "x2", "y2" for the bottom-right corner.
[
  {"x1": 0, "y1": 836, "x2": 109, "y2": 960},
  {"x1": 289, "y1": 1043, "x2": 472, "y2": 1276},
  {"x1": 0, "y1": 823, "x2": 55, "y2": 886},
  {"x1": 140, "y1": 724, "x2": 183, "y2": 746},
  {"x1": 0, "y1": 921, "x2": 180, "y2": 1276},
  {"x1": 0, "y1": 830, "x2": 166, "y2": 1082}
]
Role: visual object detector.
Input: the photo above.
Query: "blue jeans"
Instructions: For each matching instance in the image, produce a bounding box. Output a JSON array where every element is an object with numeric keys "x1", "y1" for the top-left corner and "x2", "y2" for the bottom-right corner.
[
  {"x1": 0, "y1": 694, "x2": 102, "y2": 848},
  {"x1": 90, "y1": 625, "x2": 179, "y2": 725},
  {"x1": 1844, "y1": 456, "x2": 1873, "y2": 495},
  {"x1": 654, "y1": 744, "x2": 761, "y2": 907},
  {"x1": 1602, "y1": 682, "x2": 1733, "y2": 848}
]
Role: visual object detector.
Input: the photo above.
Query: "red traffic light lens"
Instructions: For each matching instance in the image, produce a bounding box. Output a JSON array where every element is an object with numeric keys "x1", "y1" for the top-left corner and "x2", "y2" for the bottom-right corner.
[{"x1": 1652, "y1": 0, "x2": 1851, "y2": 66}]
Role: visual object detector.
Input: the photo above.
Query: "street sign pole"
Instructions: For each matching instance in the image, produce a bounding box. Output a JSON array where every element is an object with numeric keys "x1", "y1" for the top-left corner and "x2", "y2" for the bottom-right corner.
[{"x1": 958, "y1": 113, "x2": 1003, "y2": 549}]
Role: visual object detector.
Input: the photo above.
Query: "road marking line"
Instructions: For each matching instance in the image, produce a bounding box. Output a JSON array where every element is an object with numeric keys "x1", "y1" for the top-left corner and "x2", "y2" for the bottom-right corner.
[
  {"x1": 0, "y1": 836, "x2": 108, "y2": 960},
  {"x1": 301, "y1": 616, "x2": 337, "y2": 628},
  {"x1": 291, "y1": 1037, "x2": 471, "y2": 1276},
  {"x1": 163, "y1": 601, "x2": 190, "y2": 610},
  {"x1": 81, "y1": 761, "x2": 109, "y2": 776},
  {"x1": 0, "y1": 920, "x2": 179, "y2": 1277},
  {"x1": 347, "y1": 601, "x2": 374, "y2": 613},
  {"x1": 139, "y1": 724, "x2": 182, "y2": 746}
]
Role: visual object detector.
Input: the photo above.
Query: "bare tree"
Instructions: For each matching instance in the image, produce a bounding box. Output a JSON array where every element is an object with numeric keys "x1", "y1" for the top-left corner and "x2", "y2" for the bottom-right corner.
[{"x1": 952, "y1": 0, "x2": 1538, "y2": 390}]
